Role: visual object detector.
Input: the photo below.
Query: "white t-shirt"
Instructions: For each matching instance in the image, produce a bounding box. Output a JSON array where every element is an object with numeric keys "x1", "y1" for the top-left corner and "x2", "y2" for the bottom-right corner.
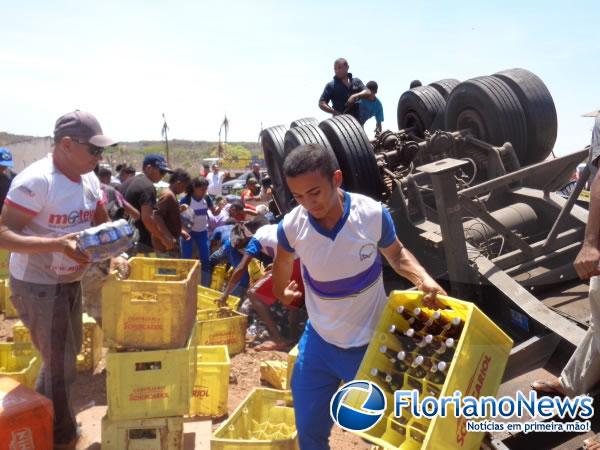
[
  {"x1": 6, "y1": 155, "x2": 103, "y2": 284},
  {"x1": 278, "y1": 191, "x2": 397, "y2": 348},
  {"x1": 246, "y1": 224, "x2": 278, "y2": 259},
  {"x1": 207, "y1": 171, "x2": 224, "y2": 196},
  {"x1": 187, "y1": 196, "x2": 213, "y2": 232}
]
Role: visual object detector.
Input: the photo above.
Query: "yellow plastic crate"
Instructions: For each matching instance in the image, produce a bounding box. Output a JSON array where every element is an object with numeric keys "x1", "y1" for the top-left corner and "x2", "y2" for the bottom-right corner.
[
  {"x1": 248, "y1": 258, "x2": 265, "y2": 283},
  {"x1": 77, "y1": 314, "x2": 103, "y2": 372},
  {"x1": 12, "y1": 314, "x2": 103, "y2": 373},
  {"x1": 210, "y1": 264, "x2": 227, "y2": 291},
  {"x1": 3, "y1": 281, "x2": 17, "y2": 319},
  {"x1": 212, "y1": 388, "x2": 298, "y2": 450},
  {"x1": 197, "y1": 286, "x2": 241, "y2": 311},
  {"x1": 286, "y1": 345, "x2": 298, "y2": 388},
  {"x1": 102, "y1": 257, "x2": 199, "y2": 350},
  {"x1": 260, "y1": 360, "x2": 288, "y2": 390},
  {"x1": 0, "y1": 249, "x2": 9, "y2": 279},
  {"x1": 0, "y1": 342, "x2": 41, "y2": 390},
  {"x1": 195, "y1": 308, "x2": 248, "y2": 356},
  {"x1": 106, "y1": 324, "x2": 197, "y2": 420},
  {"x1": 348, "y1": 291, "x2": 513, "y2": 450},
  {"x1": 190, "y1": 345, "x2": 230, "y2": 418},
  {"x1": 101, "y1": 415, "x2": 183, "y2": 450}
]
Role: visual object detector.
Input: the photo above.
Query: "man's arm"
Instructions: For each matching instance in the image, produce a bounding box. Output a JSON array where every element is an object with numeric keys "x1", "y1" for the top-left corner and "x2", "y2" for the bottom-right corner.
[
  {"x1": 140, "y1": 204, "x2": 175, "y2": 250},
  {"x1": 319, "y1": 83, "x2": 338, "y2": 115},
  {"x1": 92, "y1": 203, "x2": 110, "y2": 226},
  {"x1": 219, "y1": 253, "x2": 253, "y2": 304},
  {"x1": 272, "y1": 245, "x2": 301, "y2": 305},
  {"x1": 379, "y1": 239, "x2": 447, "y2": 308},
  {"x1": 347, "y1": 88, "x2": 372, "y2": 105},
  {"x1": 575, "y1": 168, "x2": 600, "y2": 279},
  {"x1": 0, "y1": 205, "x2": 89, "y2": 263}
]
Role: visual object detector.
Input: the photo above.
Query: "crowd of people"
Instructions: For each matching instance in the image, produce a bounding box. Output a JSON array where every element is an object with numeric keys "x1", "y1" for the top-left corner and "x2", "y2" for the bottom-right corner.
[{"x1": 3, "y1": 59, "x2": 600, "y2": 450}]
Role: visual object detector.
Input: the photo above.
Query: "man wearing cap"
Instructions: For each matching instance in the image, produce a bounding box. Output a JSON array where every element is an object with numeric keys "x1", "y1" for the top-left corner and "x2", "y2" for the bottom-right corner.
[
  {"x1": 121, "y1": 154, "x2": 177, "y2": 254},
  {"x1": 0, "y1": 110, "x2": 126, "y2": 449},
  {"x1": 207, "y1": 163, "x2": 224, "y2": 198},
  {"x1": 0, "y1": 147, "x2": 16, "y2": 212}
]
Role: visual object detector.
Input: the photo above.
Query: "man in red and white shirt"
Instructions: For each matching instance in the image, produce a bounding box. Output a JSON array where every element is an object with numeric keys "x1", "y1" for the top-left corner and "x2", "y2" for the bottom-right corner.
[{"x1": 0, "y1": 110, "x2": 124, "y2": 450}]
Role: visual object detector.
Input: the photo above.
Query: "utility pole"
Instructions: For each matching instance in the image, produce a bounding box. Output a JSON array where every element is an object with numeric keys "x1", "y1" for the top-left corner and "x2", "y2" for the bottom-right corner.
[{"x1": 162, "y1": 113, "x2": 170, "y2": 165}]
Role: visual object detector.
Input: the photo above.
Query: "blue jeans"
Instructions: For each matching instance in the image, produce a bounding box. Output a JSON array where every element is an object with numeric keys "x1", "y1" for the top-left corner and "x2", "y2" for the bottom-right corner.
[
  {"x1": 291, "y1": 321, "x2": 367, "y2": 450},
  {"x1": 181, "y1": 230, "x2": 210, "y2": 286}
]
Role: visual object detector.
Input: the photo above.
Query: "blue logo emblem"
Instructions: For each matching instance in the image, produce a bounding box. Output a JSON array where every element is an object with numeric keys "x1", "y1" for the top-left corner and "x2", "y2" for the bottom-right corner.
[{"x1": 330, "y1": 380, "x2": 387, "y2": 431}]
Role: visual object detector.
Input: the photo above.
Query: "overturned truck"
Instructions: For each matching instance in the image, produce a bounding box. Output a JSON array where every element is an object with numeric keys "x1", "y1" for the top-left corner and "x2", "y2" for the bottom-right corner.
[{"x1": 261, "y1": 69, "x2": 594, "y2": 449}]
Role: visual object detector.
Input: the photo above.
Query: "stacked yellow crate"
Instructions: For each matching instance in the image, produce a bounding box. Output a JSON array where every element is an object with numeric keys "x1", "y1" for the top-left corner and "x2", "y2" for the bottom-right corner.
[
  {"x1": 12, "y1": 314, "x2": 102, "y2": 373},
  {"x1": 100, "y1": 257, "x2": 200, "y2": 450}
]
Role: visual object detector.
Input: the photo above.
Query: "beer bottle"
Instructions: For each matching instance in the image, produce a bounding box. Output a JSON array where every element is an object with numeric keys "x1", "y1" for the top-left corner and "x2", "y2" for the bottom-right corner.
[
  {"x1": 426, "y1": 364, "x2": 446, "y2": 385},
  {"x1": 415, "y1": 334, "x2": 434, "y2": 356},
  {"x1": 407, "y1": 355, "x2": 428, "y2": 379},
  {"x1": 388, "y1": 325, "x2": 417, "y2": 352},
  {"x1": 434, "y1": 361, "x2": 450, "y2": 384},
  {"x1": 410, "y1": 307, "x2": 435, "y2": 332},
  {"x1": 396, "y1": 305, "x2": 416, "y2": 325},
  {"x1": 436, "y1": 338, "x2": 456, "y2": 362},
  {"x1": 423, "y1": 311, "x2": 444, "y2": 335},
  {"x1": 443, "y1": 317, "x2": 464, "y2": 339},
  {"x1": 379, "y1": 345, "x2": 399, "y2": 363}
]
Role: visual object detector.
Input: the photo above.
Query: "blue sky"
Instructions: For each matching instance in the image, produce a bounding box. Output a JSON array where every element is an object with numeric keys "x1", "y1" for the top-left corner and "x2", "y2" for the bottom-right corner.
[{"x1": 1, "y1": 0, "x2": 599, "y2": 155}]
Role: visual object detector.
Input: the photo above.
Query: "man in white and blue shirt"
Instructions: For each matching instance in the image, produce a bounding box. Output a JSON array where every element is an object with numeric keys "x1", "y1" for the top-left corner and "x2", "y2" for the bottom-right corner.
[{"x1": 273, "y1": 143, "x2": 445, "y2": 450}]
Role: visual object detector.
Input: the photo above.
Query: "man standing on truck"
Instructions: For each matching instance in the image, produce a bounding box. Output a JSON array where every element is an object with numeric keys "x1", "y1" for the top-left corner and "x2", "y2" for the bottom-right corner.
[
  {"x1": 531, "y1": 119, "x2": 600, "y2": 450},
  {"x1": 318, "y1": 58, "x2": 371, "y2": 121}
]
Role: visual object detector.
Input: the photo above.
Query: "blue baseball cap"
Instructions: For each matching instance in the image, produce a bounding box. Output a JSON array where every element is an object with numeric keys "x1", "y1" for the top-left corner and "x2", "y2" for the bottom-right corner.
[
  {"x1": 142, "y1": 154, "x2": 172, "y2": 173},
  {"x1": 0, "y1": 148, "x2": 13, "y2": 167}
]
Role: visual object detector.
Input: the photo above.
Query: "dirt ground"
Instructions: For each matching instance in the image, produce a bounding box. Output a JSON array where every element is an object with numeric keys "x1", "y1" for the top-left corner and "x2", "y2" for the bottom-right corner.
[{"x1": 1, "y1": 314, "x2": 370, "y2": 449}]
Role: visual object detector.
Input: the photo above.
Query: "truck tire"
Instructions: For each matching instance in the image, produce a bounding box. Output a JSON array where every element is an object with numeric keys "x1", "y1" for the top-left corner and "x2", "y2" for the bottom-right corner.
[
  {"x1": 261, "y1": 125, "x2": 291, "y2": 213},
  {"x1": 445, "y1": 76, "x2": 528, "y2": 165},
  {"x1": 397, "y1": 86, "x2": 446, "y2": 137},
  {"x1": 290, "y1": 117, "x2": 318, "y2": 128},
  {"x1": 284, "y1": 124, "x2": 338, "y2": 166},
  {"x1": 493, "y1": 68, "x2": 557, "y2": 165},
  {"x1": 319, "y1": 115, "x2": 384, "y2": 200},
  {"x1": 429, "y1": 79, "x2": 460, "y2": 100}
]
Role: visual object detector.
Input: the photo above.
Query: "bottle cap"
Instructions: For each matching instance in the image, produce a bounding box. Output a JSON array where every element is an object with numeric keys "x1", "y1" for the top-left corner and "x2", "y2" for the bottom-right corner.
[
  {"x1": 370, "y1": 368, "x2": 379, "y2": 376},
  {"x1": 437, "y1": 361, "x2": 448, "y2": 372},
  {"x1": 445, "y1": 338, "x2": 455, "y2": 348},
  {"x1": 405, "y1": 329, "x2": 415, "y2": 338},
  {"x1": 379, "y1": 345, "x2": 388, "y2": 353}
]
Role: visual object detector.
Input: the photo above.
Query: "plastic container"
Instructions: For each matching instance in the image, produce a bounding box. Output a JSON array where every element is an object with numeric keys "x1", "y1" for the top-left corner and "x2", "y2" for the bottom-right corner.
[
  {"x1": 0, "y1": 343, "x2": 41, "y2": 390},
  {"x1": 189, "y1": 345, "x2": 230, "y2": 418},
  {"x1": 78, "y1": 219, "x2": 135, "y2": 262},
  {"x1": 13, "y1": 314, "x2": 103, "y2": 373},
  {"x1": 0, "y1": 249, "x2": 9, "y2": 279},
  {"x1": 77, "y1": 314, "x2": 103, "y2": 372},
  {"x1": 102, "y1": 257, "x2": 199, "y2": 350},
  {"x1": 0, "y1": 376, "x2": 53, "y2": 449},
  {"x1": 101, "y1": 415, "x2": 183, "y2": 450},
  {"x1": 105, "y1": 324, "x2": 197, "y2": 420},
  {"x1": 349, "y1": 291, "x2": 513, "y2": 450},
  {"x1": 210, "y1": 264, "x2": 227, "y2": 291},
  {"x1": 260, "y1": 360, "x2": 288, "y2": 390},
  {"x1": 212, "y1": 388, "x2": 298, "y2": 450},
  {"x1": 195, "y1": 308, "x2": 248, "y2": 355},
  {"x1": 286, "y1": 345, "x2": 298, "y2": 388},
  {"x1": 248, "y1": 258, "x2": 264, "y2": 283},
  {"x1": 3, "y1": 280, "x2": 17, "y2": 319},
  {"x1": 197, "y1": 285, "x2": 241, "y2": 311}
]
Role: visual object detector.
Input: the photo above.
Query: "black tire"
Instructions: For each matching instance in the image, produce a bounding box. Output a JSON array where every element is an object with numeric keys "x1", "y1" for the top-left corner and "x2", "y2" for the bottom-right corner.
[
  {"x1": 284, "y1": 124, "x2": 338, "y2": 163},
  {"x1": 260, "y1": 125, "x2": 290, "y2": 213},
  {"x1": 429, "y1": 79, "x2": 460, "y2": 100},
  {"x1": 493, "y1": 68, "x2": 557, "y2": 165},
  {"x1": 319, "y1": 115, "x2": 384, "y2": 200},
  {"x1": 290, "y1": 117, "x2": 318, "y2": 128},
  {"x1": 397, "y1": 86, "x2": 446, "y2": 137},
  {"x1": 445, "y1": 76, "x2": 528, "y2": 165}
]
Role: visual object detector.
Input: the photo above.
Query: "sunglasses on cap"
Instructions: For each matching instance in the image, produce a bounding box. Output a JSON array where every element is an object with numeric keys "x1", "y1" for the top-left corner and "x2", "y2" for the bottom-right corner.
[{"x1": 73, "y1": 139, "x2": 105, "y2": 156}]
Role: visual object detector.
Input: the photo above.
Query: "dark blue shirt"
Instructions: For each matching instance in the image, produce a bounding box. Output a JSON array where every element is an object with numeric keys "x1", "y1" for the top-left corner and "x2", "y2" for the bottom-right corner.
[{"x1": 319, "y1": 73, "x2": 366, "y2": 114}]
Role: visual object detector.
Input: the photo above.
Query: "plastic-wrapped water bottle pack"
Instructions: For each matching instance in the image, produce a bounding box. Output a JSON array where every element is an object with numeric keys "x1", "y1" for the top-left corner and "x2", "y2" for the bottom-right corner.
[{"x1": 78, "y1": 219, "x2": 136, "y2": 262}]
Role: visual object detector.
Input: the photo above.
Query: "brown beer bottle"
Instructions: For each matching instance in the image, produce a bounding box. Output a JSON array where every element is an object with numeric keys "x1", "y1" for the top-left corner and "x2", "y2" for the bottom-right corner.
[
  {"x1": 435, "y1": 337, "x2": 456, "y2": 362},
  {"x1": 407, "y1": 355, "x2": 428, "y2": 379},
  {"x1": 442, "y1": 317, "x2": 464, "y2": 339},
  {"x1": 396, "y1": 305, "x2": 416, "y2": 325},
  {"x1": 388, "y1": 325, "x2": 417, "y2": 352},
  {"x1": 423, "y1": 311, "x2": 445, "y2": 335}
]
